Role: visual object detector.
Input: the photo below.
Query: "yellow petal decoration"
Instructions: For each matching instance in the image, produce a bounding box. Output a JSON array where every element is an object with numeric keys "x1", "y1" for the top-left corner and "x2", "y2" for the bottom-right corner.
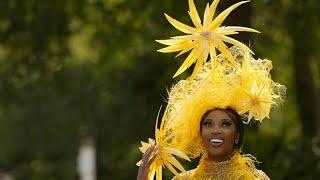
[
  {"x1": 137, "y1": 108, "x2": 191, "y2": 180},
  {"x1": 243, "y1": 80, "x2": 273, "y2": 122},
  {"x1": 157, "y1": 0, "x2": 260, "y2": 79}
]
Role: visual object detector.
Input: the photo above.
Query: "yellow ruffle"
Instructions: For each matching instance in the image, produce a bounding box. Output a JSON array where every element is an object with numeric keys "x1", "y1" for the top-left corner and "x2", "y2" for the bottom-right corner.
[{"x1": 172, "y1": 151, "x2": 270, "y2": 180}]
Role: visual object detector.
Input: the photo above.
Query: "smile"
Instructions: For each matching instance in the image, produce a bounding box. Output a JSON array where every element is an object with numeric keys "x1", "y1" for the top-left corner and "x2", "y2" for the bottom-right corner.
[{"x1": 210, "y1": 139, "x2": 224, "y2": 146}]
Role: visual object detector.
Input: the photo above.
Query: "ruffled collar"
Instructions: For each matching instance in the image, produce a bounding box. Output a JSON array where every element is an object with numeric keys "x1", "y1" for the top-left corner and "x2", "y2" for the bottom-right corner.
[
  {"x1": 194, "y1": 152, "x2": 238, "y2": 175},
  {"x1": 189, "y1": 151, "x2": 260, "y2": 180}
]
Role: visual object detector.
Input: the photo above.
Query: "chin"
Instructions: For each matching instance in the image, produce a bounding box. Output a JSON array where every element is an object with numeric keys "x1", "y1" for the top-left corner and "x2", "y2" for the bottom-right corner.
[
  {"x1": 209, "y1": 149, "x2": 226, "y2": 157},
  {"x1": 206, "y1": 146, "x2": 233, "y2": 160}
]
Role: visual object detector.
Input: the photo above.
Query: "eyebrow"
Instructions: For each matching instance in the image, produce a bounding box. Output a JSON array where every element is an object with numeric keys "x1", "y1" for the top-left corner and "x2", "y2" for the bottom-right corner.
[
  {"x1": 221, "y1": 118, "x2": 232, "y2": 121},
  {"x1": 203, "y1": 118, "x2": 232, "y2": 122},
  {"x1": 202, "y1": 118, "x2": 212, "y2": 122}
]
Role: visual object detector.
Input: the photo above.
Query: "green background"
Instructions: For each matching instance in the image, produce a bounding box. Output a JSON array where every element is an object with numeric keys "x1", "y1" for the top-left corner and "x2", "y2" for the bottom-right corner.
[{"x1": 0, "y1": 0, "x2": 319, "y2": 179}]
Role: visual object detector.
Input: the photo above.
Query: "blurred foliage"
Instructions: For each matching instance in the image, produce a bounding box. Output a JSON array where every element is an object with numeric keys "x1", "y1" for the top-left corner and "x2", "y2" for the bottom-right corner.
[{"x1": 0, "y1": 0, "x2": 319, "y2": 179}]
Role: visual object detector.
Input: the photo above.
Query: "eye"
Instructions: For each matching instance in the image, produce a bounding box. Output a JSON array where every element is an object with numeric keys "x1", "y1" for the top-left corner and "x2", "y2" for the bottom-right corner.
[
  {"x1": 202, "y1": 120, "x2": 212, "y2": 127},
  {"x1": 222, "y1": 120, "x2": 232, "y2": 127}
]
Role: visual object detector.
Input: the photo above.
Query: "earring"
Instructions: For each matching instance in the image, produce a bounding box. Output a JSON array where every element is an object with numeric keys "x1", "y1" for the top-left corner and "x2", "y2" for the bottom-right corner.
[{"x1": 235, "y1": 134, "x2": 239, "y2": 145}]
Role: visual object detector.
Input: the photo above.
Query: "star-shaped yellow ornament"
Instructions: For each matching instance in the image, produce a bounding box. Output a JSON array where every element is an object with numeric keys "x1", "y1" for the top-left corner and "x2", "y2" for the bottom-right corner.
[
  {"x1": 243, "y1": 80, "x2": 274, "y2": 122},
  {"x1": 157, "y1": 0, "x2": 260, "y2": 79},
  {"x1": 137, "y1": 109, "x2": 190, "y2": 180}
]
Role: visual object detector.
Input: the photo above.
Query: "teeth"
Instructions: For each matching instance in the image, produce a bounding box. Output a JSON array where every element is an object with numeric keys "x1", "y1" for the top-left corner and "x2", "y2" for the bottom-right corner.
[{"x1": 210, "y1": 139, "x2": 223, "y2": 143}]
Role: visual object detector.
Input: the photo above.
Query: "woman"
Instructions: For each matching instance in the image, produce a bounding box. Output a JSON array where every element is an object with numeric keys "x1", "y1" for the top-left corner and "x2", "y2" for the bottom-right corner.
[
  {"x1": 136, "y1": 0, "x2": 285, "y2": 179},
  {"x1": 138, "y1": 108, "x2": 270, "y2": 179}
]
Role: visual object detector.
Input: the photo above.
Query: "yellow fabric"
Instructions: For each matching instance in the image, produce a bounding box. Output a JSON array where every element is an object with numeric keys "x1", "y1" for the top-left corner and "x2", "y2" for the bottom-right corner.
[{"x1": 172, "y1": 152, "x2": 270, "y2": 180}]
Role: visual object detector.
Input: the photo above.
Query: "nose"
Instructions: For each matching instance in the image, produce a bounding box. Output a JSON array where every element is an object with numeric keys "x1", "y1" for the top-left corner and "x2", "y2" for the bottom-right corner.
[{"x1": 211, "y1": 126, "x2": 222, "y2": 135}]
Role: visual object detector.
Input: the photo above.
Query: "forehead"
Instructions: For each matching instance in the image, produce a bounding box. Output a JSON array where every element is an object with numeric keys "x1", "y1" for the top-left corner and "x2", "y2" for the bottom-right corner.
[{"x1": 205, "y1": 109, "x2": 231, "y2": 120}]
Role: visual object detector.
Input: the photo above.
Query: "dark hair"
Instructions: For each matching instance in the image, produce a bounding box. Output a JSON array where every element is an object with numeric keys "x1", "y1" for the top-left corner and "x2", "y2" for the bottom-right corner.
[{"x1": 200, "y1": 108, "x2": 244, "y2": 150}]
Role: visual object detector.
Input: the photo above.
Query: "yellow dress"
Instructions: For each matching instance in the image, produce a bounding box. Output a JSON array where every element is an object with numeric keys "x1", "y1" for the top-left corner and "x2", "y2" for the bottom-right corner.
[{"x1": 172, "y1": 152, "x2": 270, "y2": 180}]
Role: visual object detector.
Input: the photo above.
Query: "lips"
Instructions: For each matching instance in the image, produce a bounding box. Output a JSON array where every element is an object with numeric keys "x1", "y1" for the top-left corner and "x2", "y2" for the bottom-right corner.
[{"x1": 210, "y1": 138, "x2": 224, "y2": 147}]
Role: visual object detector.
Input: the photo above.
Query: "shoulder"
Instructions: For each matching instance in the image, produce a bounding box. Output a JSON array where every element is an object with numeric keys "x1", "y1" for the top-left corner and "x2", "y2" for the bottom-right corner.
[
  {"x1": 252, "y1": 169, "x2": 270, "y2": 180},
  {"x1": 171, "y1": 169, "x2": 196, "y2": 180}
]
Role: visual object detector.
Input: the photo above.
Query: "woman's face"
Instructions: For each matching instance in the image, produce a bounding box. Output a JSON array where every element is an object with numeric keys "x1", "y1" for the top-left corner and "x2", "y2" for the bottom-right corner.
[{"x1": 201, "y1": 109, "x2": 239, "y2": 162}]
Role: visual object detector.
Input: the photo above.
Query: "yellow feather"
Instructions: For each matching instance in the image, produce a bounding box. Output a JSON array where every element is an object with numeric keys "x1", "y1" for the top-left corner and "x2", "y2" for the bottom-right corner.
[
  {"x1": 165, "y1": 153, "x2": 186, "y2": 172},
  {"x1": 209, "y1": 44, "x2": 216, "y2": 69},
  {"x1": 139, "y1": 141, "x2": 150, "y2": 153},
  {"x1": 156, "y1": 165, "x2": 162, "y2": 180},
  {"x1": 209, "y1": 43, "x2": 216, "y2": 59},
  {"x1": 188, "y1": 0, "x2": 202, "y2": 28},
  {"x1": 164, "y1": 162, "x2": 179, "y2": 176},
  {"x1": 203, "y1": 3, "x2": 211, "y2": 27},
  {"x1": 171, "y1": 34, "x2": 197, "y2": 40},
  {"x1": 221, "y1": 26, "x2": 261, "y2": 33},
  {"x1": 217, "y1": 41, "x2": 236, "y2": 65},
  {"x1": 136, "y1": 160, "x2": 142, "y2": 166},
  {"x1": 155, "y1": 39, "x2": 189, "y2": 46},
  {"x1": 189, "y1": 53, "x2": 206, "y2": 80},
  {"x1": 165, "y1": 147, "x2": 191, "y2": 161},
  {"x1": 208, "y1": 0, "x2": 220, "y2": 22},
  {"x1": 175, "y1": 42, "x2": 196, "y2": 57},
  {"x1": 141, "y1": 141, "x2": 149, "y2": 147},
  {"x1": 218, "y1": 34, "x2": 254, "y2": 54},
  {"x1": 148, "y1": 138, "x2": 154, "y2": 144},
  {"x1": 164, "y1": 13, "x2": 197, "y2": 34},
  {"x1": 209, "y1": 1, "x2": 249, "y2": 30},
  {"x1": 148, "y1": 166, "x2": 156, "y2": 180},
  {"x1": 173, "y1": 49, "x2": 199, "y2": 78},
  {"x1": 157, "y1": 42, "x2": 192, "y2": 53},
  {"x1": 216, "y1": 28, "x2": 239, "y2": 35}
]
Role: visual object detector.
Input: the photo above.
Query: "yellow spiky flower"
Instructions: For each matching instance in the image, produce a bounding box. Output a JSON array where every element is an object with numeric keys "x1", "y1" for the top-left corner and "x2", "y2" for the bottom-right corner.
[
  {"x1": 242, "y1": 80, "x2": 274, "y2": 122},
  {"x1": 157, "y1": 0, "x2": 259, "y2": 79},
  {"x1": 137, "y1": 108, "x2": 191, "y2": 180}
]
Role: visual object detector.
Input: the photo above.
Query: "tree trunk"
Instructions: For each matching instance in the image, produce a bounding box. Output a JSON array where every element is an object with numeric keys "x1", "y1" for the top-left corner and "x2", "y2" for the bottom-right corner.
[
  {"x1": 292, "y1": 45, "x2": 319, "y2": 139},
  {"x1": 287, "y1": 0, "x2": 320, "y2": 140}
]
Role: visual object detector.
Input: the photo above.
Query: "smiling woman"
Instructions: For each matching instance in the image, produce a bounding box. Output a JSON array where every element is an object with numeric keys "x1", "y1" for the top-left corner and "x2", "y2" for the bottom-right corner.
[
  {"x1": 170, "y1": 108, "x2": 269, "y2": 179},
  {"x1": 136, "y1": 0, "x2": 285, "y2": 179},
  {"x1": 200, "y1": 108, "x2": 243, "y2": 162},
  {"x1": 137, "y1": 108, "x2": 271, "y2": 180}
]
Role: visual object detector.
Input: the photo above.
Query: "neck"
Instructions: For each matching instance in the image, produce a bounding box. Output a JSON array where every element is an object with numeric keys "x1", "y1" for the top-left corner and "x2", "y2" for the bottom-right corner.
[
  {"x1": 193, "y1": 151, "x2": 260, "y2": 179},
  {"x1": 206, "y1": 151, "x2": 237, "y2": 163}
]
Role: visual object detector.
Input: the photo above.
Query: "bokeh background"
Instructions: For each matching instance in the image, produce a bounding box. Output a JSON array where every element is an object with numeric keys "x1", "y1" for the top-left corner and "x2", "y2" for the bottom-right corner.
[{"x1": 0, "y1": 0, "x2": 319, "y2": 179}]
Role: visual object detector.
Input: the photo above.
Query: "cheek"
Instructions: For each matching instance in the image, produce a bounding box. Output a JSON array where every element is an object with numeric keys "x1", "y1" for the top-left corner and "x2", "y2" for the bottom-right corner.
[
  {"x1": 201, "y1": 128, "x2": 212, "y2": 142},
  {"x1": 201, "y1": 128, "x2": 209, "y2": 138},
  {"x1": 224, "y1": 127, "x2": 237, "y2": 141}
]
